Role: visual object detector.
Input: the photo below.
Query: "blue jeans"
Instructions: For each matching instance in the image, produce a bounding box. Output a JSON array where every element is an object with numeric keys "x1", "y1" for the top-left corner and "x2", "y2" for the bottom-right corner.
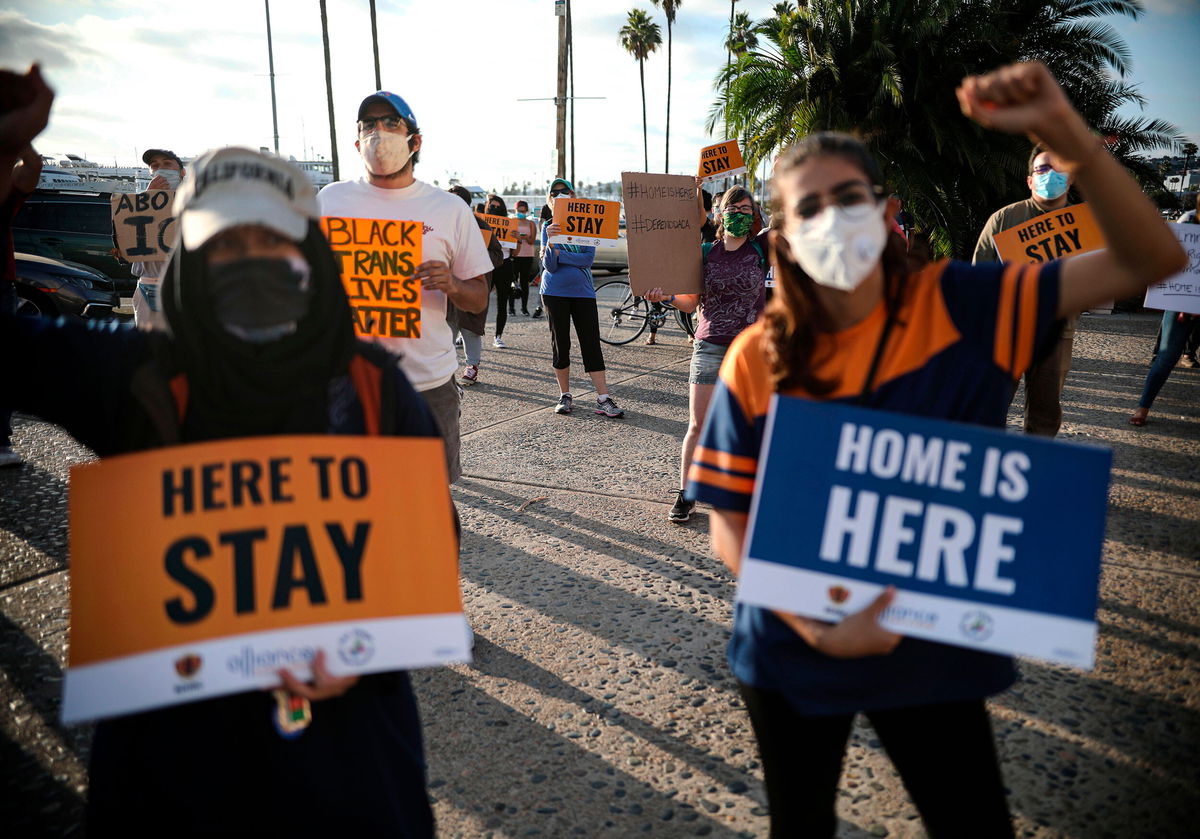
[{"x1": 1138, "y1": 312, "x2": 1200, "y2": 409}]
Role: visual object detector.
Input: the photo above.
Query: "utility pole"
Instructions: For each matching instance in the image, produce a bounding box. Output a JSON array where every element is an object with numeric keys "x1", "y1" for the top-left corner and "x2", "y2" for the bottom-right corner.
[
  {"x1": 555, "y1": 0, "x2": 568, "y2": 180},
  {"x1": 567, "y1": 0, "x2": 575, "y2": 185},
  {"x1": 264, "y1": 0, "x2": 280, "y2": 154},
  {"x1": 319, "y1": 0, "x2": 339, "y2": 181},
  {"x1": 369, "y1": 0, "x2": 382, "y2": 90}
]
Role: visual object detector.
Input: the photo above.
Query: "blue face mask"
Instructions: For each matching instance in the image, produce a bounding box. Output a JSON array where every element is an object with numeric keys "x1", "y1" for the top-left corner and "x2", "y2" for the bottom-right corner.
[
  {"x1": 516, "y1": 211, "x2": 527, "y2": 218},
  {"x1": 1032, "y1": 169, "x2": 1069, "y2": 201}
]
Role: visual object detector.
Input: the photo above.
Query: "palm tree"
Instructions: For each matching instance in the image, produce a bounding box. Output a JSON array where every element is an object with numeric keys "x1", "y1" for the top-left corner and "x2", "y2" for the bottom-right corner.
[
  {"x1": 711, "y1": 0, "x2": 1184, "y2": 258},
  {"x1": 619, "y1": 9, "x2": 662, "y2": 173},
  {"x1": 650, "y1": 0, "x2": 682, "y2": 172},
  {"x1": 1183, "y1": 142, "x2": 1199, "y2": 197},
  {"x1": 319, "y1": 0, "x2": 338, "y2": 181},
  {"x1": 725, "y1": 11, "x2": 758, "y2": 55}
]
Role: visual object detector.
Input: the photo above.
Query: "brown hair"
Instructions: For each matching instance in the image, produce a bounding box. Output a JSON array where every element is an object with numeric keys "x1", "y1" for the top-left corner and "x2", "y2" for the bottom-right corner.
[
  {"x1": 764, "y1": 132, "x2": 911, "y2": 396},
  {"x1": 715, "y1": 185, "x2": 756, "y2": 238}
]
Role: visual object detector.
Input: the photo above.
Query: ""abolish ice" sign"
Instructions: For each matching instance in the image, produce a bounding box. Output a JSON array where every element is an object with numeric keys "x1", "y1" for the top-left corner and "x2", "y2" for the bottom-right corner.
[{"x1": 739, "y1": 397, "x2": 1112, "y2": 668}]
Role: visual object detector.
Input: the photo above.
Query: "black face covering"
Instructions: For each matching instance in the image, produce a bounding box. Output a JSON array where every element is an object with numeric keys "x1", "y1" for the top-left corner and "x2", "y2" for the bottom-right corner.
[
  {"x1": 487, "y1": 204, "x2": 504, "y2": 215},
  {"x1": 159, "y1": 223, "x2": 358, "y2": 441},
  {"x1": 208, "y1": 257, "x2": 314, "y2": 333}
]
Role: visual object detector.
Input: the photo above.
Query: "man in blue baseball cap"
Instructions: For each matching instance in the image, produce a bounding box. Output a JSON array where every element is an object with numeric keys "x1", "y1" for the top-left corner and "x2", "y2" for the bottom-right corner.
[{"x1": 319, "y1": 91, "x2": 491, "y2": 483}]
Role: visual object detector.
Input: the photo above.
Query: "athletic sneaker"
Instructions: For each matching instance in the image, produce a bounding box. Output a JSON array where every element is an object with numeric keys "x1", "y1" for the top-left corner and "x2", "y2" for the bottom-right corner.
[
  {"x1": 1183, "y1": 353, "x2": 1199, "y2": 369},
  {"x1": 460, "y1": 365, "x2": 479, "y2": 385},
  {"x1": 554, "y1": 393, "x2": 573, "y2": 415},
  {"x1": 532, "y1": 307, "x2": 543, "y2": 318},
  {"x1": 0, "y1": 447, "x2": 22, "y2": 468},
  {"x1": 594, "y1": 396, "x2": 624, "y2": 418},
  {"x1": 493, "y1": 336, "x2": 507, "y2": 348},
  {"x1": 668, "y1": 489, "x2": 694, "y2": 523}
]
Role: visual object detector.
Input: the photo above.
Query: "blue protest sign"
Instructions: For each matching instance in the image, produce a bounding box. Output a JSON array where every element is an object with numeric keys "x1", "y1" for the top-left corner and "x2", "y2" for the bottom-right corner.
[{"x1": 739, "y1": 396, "x2": 1112, "y2": 668}]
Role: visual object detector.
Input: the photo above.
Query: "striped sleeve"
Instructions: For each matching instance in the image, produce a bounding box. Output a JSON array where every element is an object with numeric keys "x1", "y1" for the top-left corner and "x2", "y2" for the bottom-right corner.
[
  {"x1": 939, "y1": 259, "x2": 1063, "y2": 381},
  {"x1": 686, "y1": 343, "x2": 766, "y2": 513}
]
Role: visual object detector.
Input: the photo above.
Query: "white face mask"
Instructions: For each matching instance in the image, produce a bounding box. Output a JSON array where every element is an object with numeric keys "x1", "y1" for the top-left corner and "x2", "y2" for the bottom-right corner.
[
  {"x1": 154, "y1": 167, "x2": 182, "y2": 189},
  {"x1": 358, "y1": 131, "x2": 413, "y2": 177},
  {"x1": 784, "y1": 202, "x2": 888, "y2": 293}
]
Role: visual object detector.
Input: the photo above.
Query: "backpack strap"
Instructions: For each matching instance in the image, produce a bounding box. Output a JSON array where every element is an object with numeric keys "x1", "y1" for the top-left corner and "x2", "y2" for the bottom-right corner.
[
  {"x1": 348, "y1": 354, "x2": 384, "y2": 436},
  {"x1": 750, "y1": 239, "x2": 767, "y2": 270},
  {"x1": 702, "y1": 239, "x2": 766, "y2": 270}
]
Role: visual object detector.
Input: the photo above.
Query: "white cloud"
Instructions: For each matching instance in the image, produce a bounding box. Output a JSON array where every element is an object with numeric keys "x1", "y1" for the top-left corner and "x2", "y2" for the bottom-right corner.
[{"x1": 10, "y1": 1, "x2": 1193, "y2": 189}]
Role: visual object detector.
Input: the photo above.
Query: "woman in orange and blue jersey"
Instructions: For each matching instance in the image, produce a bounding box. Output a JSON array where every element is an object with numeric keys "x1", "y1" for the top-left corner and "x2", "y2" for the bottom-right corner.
[{"x1": 688, "y1": 62, "x2": 1186, "y2": 838}]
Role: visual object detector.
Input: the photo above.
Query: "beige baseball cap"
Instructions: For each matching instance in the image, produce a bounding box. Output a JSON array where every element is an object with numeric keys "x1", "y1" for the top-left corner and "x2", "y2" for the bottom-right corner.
[{"x1": 173, "y1": 147, "x2": 318, "y2": 250}]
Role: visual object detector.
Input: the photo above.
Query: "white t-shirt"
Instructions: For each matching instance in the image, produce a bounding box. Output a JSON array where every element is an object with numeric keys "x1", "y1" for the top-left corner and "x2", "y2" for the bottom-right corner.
[{"x1": 318, "y1": 177, "x2": 493, "y2": 391}]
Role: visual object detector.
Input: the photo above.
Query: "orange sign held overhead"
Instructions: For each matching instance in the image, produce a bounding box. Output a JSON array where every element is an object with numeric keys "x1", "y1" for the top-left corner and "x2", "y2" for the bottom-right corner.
[
  {"x1": 698, "y1": 140, "x2": 747, "y2": 182},
  {"x1": 321, "y1": 216, "x2": 423, "y2": 339},
  {"x1": 63, "y1": 436, "x2": 466, "y2": 723},
  {"x1": 111, "y1": 189, "x2": 177, "y2": 262},
  {"x1": 550, "y1": 197, "x2": 622, "y2": 247},
  {"x1": 992, "y1": 203, "x2": 1106, "y2": 264},
  {"x1": 476, "y1": 212, "x2": 519, "y2": 248}
]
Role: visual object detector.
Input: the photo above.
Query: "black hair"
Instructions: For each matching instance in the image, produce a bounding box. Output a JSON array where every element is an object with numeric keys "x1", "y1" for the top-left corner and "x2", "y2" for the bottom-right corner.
[
  {"x1": 448, "y1": 185, "x2": 471, "y2": 204},
  {"x1": 486, "y1": 194, "x2": 509, "y2": 216}
]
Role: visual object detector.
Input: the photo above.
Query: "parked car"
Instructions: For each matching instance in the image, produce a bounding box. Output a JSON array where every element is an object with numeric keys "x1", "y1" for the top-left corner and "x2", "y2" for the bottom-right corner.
[
  {"x1": 14, "y1": 252, "x2": 120, "y2": 320},
  {"x1": 12, "y1": 190, "x2": 136, "y2": 292},
  {"x1": 591, "y1": 219, "x2": 628, "y2": 274}
]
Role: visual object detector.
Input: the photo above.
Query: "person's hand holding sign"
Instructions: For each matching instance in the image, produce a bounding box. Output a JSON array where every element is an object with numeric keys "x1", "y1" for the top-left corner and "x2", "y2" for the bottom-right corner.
[
  {"x1": 415, "y1": 259, "x2": 488, "y2": 314},
  {"x1": 415, "y1": 259, "x2": 455, "y2": 294},
  {"x1": 279, "y1": 649, "x2": 359, "y2": 701},
  {"x1": 773, "y1": 588, "x2": 901, "y2": 659}
]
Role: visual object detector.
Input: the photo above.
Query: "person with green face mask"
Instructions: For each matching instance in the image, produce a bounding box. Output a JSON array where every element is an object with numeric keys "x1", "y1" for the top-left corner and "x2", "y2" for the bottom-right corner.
[{"x1": 643, "y1": 183, "x2": 769, "y2": 523}]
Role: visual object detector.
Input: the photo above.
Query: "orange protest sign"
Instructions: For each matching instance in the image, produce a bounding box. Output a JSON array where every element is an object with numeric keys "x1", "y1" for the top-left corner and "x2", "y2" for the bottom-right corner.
[
  {"x1": 476, "y1": 212, "x2": 519, "y2": 248},
  {"x1": 63, "y1": 436, "x2": 465, "y2": 722},
  {"x1": 321, "y1": 216, "x2": 423, "y2": 339},
  {"x1": 549, "y1": 197, "x2": 622, "y2": 247},
  {"x1": 991, "y1": 203, "x2": 1106, "y2": 264},
  {"x1": 111, "y1": 190, "x2": 177, "y2": 262},
  {"x1": 698, "y1": 140, "x2": 747, "y2": 183}
]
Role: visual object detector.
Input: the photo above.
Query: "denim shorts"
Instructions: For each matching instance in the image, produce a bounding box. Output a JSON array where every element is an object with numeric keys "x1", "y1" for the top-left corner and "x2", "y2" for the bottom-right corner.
[{"x1": 689, "y1": 338, "x2": 730, "y2": 385}]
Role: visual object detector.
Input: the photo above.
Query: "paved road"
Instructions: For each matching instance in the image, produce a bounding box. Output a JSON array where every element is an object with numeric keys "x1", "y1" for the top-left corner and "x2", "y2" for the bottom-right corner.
[{"x1": 2, "y1": 307, "x2": 1197, "y2": 837}]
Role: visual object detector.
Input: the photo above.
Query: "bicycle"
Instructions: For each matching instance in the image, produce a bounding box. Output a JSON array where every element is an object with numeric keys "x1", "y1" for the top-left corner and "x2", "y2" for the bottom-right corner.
[{"x1": 594, "y1": 278, "x2": 696, "y2": 346}]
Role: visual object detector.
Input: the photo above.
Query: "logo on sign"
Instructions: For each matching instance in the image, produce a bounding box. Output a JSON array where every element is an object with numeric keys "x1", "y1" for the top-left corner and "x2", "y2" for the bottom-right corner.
[
  {"x1": 174, "y1": 653, "x2": 202, "y2": 679},
  {"x1": 960, "y1": 610, "x2": 995, "y2": 641},
  {"x1": 338, "y1": 628, "x2": 375, "y2": 666},
  {"x1": 226, "y1": 644, "x2": 316, "y2": 677},
  {"x1": 828, "y1": 585, "x2": 850, "y2": 605}
]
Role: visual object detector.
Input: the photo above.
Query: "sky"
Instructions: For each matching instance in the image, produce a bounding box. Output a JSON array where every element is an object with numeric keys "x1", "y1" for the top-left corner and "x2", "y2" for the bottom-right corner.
[{"x1": 2, "y1": 0, "x2": 1197, "y2": 194}]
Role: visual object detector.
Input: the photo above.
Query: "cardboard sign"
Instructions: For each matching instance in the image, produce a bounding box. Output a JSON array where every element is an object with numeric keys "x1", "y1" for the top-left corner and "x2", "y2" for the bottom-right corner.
[
  {"x1": 476, "y1": 212, "x2": 519, "y2": 249},
  {"x1": 740, "y1": 397, "x2": 1111, "y2": 669},
  {"x1": 321, "y1": 216, "x2": 423, "y2": 339},
  {"x1": 63, "y1": 436, "x2": 466, "y2": 723},
  {"x1": 111, "y1": 190, "x2": 177, "y2": 262},
  {"x1": 621, "y1": 172, "x2": 702, "y2": 296},
  {"x1": 698, "y1": 140, "x2": 747, "y2": 183},
  {"x1": 992, "y1": 203, "x2": 1105, "y2": 264},
  {"x1": 1144, "y1": 223, "x2": 1200, "y2": 315},
  {"x1": 549, "y1": 197, "x2": 621, "y2": 247}
]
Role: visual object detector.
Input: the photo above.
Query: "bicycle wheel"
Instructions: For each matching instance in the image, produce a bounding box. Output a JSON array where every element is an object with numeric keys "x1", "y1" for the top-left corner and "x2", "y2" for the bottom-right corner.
[
  {"x1": 594, "y1": 279, "x2": 649, "y2": 345},
  {"x1": 674, "y1": 306, "x2": 697, "y2": 338}
]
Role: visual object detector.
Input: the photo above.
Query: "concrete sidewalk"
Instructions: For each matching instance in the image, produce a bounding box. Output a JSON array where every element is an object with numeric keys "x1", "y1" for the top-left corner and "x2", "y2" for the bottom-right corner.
[{"x1": 1, "y1": 306, "x2": 1197, "y2": 837}]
